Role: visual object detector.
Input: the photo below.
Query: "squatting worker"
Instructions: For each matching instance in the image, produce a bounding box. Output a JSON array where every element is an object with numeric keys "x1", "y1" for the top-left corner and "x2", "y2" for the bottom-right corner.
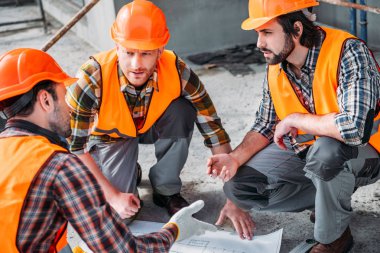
[
  {"x1": 0, "y1": 48, "x2": 216, "y2": 252},
  {"x1": 207, "y1": 1, "x2": 380, "y2": 252},
  {"x1": 66, "y1": 0, "x2": 232, "y2": 218}
]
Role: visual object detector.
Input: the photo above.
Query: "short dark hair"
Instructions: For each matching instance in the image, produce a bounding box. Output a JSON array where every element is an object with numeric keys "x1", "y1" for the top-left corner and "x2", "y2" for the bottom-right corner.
[
  {"x1": 276, "y1": 11, "x2": 321, "y2": 49},
  {"x1": 0, "y1": 80, "x2": 58, "y2": 117}
]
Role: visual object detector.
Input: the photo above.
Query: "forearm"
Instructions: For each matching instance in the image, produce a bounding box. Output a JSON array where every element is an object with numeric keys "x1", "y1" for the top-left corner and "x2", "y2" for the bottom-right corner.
[
  {"x1": 286, "y1": 112, "x2": 343, "y2": 141},
  {"x1": 230, "y1": 131, "x2": 270, "y2": 167}
]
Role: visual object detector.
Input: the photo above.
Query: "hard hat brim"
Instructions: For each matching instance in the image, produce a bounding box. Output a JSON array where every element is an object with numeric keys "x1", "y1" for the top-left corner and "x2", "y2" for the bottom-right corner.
[
  {"x1": 0, "y1": 74, "x2": 77, "y2": 102},
  {"x1": 111, "y1": 27, "x2": 170, "y2": 50},
  {"x1": 241, "y1": 17, "x2": 273, "y2": 31},
  {"x1": 241, "y1": 1, "x2": 319, "y2": 31}
]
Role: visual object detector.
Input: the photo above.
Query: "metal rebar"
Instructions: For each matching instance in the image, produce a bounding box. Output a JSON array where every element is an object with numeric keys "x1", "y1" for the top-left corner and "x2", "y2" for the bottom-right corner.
[
  {"x1": 319, "y1": 0, "x2": 380, "y2": 15},
  {"x1": 37, "y1": 0, "x2": 47, "y2": 33},
  {"x1": 349, "y1": 0, "x2": 357, "y2": 36},
  {"x1": 359, "y1": 0, "x2": 368, "y2": 41}
]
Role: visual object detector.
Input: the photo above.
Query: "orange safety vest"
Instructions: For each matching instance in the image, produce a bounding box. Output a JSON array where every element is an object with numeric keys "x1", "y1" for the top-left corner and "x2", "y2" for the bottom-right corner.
[
  {"x1": 0, "y1": 135, "x2": 69, "y2": 252},
  {"x1": 91, "y1": 49, "x2": 181, "y2": 138},
  {"x1": 268, "y1": 26, "x2": 380, "y2": 152}
]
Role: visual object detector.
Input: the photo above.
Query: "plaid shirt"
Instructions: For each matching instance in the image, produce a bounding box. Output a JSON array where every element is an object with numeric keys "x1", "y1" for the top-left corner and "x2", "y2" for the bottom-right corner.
[
  {"x1": 66, "y1": 54, "x2": 230, "y2": 153},
  {"x1": 0, "y1": 125, "x2": 176, "y2": 252},
  {"x1": 252, "y1": 28, "x2": 380, "y2": 154}
]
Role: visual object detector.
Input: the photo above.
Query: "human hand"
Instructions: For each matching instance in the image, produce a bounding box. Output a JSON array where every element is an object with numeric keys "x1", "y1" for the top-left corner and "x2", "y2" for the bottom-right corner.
[
  {"x1": 274, "y1": 117, "x2": 298, "y2": 150},
  {"x1": 207, "y1": 154, "x2": 239, "y2": 182},
  {"x1": 109, "y1": 192, "x2": 141, "y2": 219},
  {"x1": 165, "y1": 200, "x2": 217, "y2": 241},
  {"x1": 216, "y1": 199, "x2": 255, "y2": 240}
]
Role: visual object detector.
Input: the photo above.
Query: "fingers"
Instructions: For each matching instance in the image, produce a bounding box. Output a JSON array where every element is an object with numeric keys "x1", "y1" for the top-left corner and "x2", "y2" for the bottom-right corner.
[
  {"x1": 186, "y1": 200, "x2": 205, "y2": 215},
  {"x1": 215, "y1": 212, "x2": 226, "y2": 226},
  {"x1": 230, "y1": 218, "x2": 245, "y2": 240},
  {"x1": 290, "y1": 127, "x2": 298, "y2": 138},
  {"x1": 241, "y1": 217, "x2": 255, "y2": 240},
  {"x1": 130, "y1": 195, "x2": 141, "y2": 209},
  {"x1": 206, "y1": 158, "x2": 213, "y2": 175},
  {"x1": 219, "y1": 166, "x2": 226, "y2": 181},
  {"x1": 274, "y1": 136, "x2": 287, "y2": 150},
  {"x1": 207, "y1": 158, "x2": 219, "y2": 178},
  {"x1": 219, "y1": 166, "x2": 232, "y2": 182}
]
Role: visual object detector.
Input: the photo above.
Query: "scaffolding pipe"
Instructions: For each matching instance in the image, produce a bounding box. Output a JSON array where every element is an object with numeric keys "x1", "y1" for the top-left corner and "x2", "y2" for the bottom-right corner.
[
  {"x1": 319, "y1": 0, "x2": 380, "y2": 15},
  {"x1": 349, "y1": 0, "x2": 357, "y2": 36},
  {"x1": 359, "y1": 0, "x2": 368, "y2": 41}
]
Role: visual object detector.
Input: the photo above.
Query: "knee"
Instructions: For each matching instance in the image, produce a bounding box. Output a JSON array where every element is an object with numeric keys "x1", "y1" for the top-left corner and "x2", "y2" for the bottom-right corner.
[
  {"x1": 156, "y1": 98, "x2": 196, "y2": 137},
  {"x1": 223, "y1": 179, "x2": 238, "y2": 199},
  {"x1": 223, "y1": 179, "x2": 245, "y2": 208},
  {"x1": 307, "y1": 137, "x2": 350, "y2": 165},
  {"x1": 166, "y1": 98, "x2": 196, "y2": 124}
]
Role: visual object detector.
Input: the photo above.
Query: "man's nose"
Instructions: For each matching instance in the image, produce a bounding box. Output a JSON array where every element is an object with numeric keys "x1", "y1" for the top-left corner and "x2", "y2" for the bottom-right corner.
[
  {"x1": 131, "y1": 54, "x2": 142, "y2": 69},
  {"x1": 257, "y1": 34, "x2": 265, "y2": 49}
]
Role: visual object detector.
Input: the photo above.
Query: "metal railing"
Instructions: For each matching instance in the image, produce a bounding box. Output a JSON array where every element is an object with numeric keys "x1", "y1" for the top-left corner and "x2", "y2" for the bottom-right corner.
[
  {"x1": 319, "y1": 0, "x2": 380, "y2": 41},
  {"x1": 0, "y1": 0, "x2": 47, "y2": 33}
]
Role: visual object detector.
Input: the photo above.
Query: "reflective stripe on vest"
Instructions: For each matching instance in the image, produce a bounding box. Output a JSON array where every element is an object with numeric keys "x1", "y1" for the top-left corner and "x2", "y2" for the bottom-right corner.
[
  {"x1": 0, "y1": 136, "x2": 68, "y2": 252},
  {"x1": 268, "y1": 26, "x2": 380, "y2": 152},
  {"x1": 91, "y1": 49, "x2": 181, "y2": 138}
]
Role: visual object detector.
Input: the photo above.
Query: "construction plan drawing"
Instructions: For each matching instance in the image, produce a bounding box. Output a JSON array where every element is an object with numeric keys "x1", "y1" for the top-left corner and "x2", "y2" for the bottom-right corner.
[
  {"x1": 78, "y1": 220, "x2": 282, "y2": 253},
  {"x1": 131, "y1": 220, "x2": 282, "y2": 253}
]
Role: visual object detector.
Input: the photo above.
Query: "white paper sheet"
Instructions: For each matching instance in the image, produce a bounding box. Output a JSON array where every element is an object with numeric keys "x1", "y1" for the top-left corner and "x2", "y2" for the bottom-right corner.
[{"x1": 78, "y1": 220, "x2": 282, "y2": 253}]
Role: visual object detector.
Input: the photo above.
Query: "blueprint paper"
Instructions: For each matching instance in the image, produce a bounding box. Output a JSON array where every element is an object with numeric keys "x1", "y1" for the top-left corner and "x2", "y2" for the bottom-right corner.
[{"x1": 78, "y1": 220, "x2": 282, "y2": 253}]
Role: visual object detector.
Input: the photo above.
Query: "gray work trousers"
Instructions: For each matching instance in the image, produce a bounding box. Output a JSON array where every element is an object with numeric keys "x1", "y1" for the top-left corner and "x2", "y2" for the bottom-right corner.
[
  {"x1": 89, "y1": 98, "x2": 196, "y2": 196},
  {"x1": 224, "y1": 137, "x2": 380, "y2": 244}
]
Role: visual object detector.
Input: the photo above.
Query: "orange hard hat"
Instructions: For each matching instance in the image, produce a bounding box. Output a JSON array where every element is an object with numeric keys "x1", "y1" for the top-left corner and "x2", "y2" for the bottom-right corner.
[
  {"x1": 111, "y1": 0, "x2": 170, "y2": 50},
  {"x1": 242, "y1": 0, "x2": 319, "y2": 30},
  {"x1": 0, "y1": 48, "x2": 77, "y2": 102}
]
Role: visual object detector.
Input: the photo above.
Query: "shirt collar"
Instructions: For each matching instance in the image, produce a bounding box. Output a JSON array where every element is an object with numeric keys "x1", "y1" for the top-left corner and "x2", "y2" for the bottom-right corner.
[{"x1": 4, "y1": 119, "x2": 69, "y2": 150}]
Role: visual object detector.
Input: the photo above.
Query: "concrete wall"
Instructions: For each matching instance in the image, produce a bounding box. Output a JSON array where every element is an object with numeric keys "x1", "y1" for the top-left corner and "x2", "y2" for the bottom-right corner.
[
  {"x1": 114, "y1": 0, "x2": 257, "y2": 56},
  {"x1": 316, "y1": 1, "x2": 380, "y2": 49},
  {"x1": 42, "y1": 0, "x2": 380, "y2": 54},
  {"x1": 42, "y1": 0, "x2": 116, "y2": 51}
]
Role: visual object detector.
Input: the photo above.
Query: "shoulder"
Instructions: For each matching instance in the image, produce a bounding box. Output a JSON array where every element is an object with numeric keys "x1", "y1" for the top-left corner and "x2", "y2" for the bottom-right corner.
[
  {"x1": 341, "y1": 38, "x2": 374, "y2": 65},
  {"x1": 174, "y1": 55, "x2": 196, "y2": 82},
  {"x1": 78, "y1": 57, "x2": 101, "y2": 78},
  {"x1": 45, "y1": 152, "x2": 88, "y2": 177}
]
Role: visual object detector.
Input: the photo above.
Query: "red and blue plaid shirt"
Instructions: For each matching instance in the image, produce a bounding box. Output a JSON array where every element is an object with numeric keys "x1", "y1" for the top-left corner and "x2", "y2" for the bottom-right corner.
[{"x1": 0, "y1": 125, "x2": 176, "y2": 252}]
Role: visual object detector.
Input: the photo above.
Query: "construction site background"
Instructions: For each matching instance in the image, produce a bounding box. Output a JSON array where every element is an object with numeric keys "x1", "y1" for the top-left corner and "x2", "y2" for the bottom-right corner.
[{"x1": 0, "y1": 2, "x2": 379, "y2": 252}]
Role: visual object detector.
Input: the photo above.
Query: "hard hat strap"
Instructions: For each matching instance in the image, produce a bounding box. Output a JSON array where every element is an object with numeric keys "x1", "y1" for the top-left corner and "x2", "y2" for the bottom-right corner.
[{"x1": 0, "y1": 90, "x2": 34, "y2": 119}]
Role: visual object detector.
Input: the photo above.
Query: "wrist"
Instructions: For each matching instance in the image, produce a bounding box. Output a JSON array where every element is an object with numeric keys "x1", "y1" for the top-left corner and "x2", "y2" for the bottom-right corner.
[
  {"x1": 164, "y1": 222, "x2": 179, "y2": 240},
  {"x1": 229, "y1": 152, "x2": 241, "y2": 167}
]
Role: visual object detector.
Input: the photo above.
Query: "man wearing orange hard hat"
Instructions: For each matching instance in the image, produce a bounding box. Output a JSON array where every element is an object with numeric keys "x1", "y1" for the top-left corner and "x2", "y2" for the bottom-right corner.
[
  {"x1": 207, "y1": 0, "x2": 380, "y2": 252},
  {"x1": 66, "y1": 0, "x2": 232, "y2": 219},
  {"x1": 0, "y1": 48, "x2": 216, "y2": 252}
]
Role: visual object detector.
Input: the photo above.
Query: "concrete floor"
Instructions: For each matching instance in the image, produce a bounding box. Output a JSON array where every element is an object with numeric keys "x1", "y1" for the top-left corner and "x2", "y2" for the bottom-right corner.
[{"x1": 1, "y1": 4, "x2": 379, "y2": 253}]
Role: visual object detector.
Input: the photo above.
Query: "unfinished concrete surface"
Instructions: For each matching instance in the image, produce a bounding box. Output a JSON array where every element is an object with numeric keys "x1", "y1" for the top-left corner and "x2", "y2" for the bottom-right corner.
[{"x1": 0, "y1": 4, "x2": 379, "y2": 253}]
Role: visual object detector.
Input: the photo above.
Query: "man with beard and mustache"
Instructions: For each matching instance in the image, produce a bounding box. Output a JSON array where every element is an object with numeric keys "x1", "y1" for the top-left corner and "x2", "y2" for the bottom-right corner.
[
  {"x1": 0, "y1": 48, "x2": 215, "y2": 252},
  {"x1": 66, "y1": 0, "x2": 231, "y2": 219},
  {"x1": 207, "y1": 0, "x2": 380, "y2": 252}
]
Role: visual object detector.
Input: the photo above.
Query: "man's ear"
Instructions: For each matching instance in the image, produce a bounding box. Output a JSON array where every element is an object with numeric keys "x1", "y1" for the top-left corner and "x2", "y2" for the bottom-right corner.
[
  {"x1": 37, "y1": 90, "x2": 54, "y2": 113},
  {"x1": 157, "y1": 47, "x2": 164, "y2": 58},
  {"x1": 293, "y1": 21, "x2": 303, "y2": 39}
]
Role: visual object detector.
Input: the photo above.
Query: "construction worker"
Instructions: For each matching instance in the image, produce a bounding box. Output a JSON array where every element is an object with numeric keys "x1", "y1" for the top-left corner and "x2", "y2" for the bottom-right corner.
[
  {"x1": 207, "y1": 0, "x2": 380, "y2": 252},
  {"x1": 0, "y1": 48, "x2": 216, "y2": 252},
  {"x1": 66, "y1": 0, "x2": 231, "y2": 218}
]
